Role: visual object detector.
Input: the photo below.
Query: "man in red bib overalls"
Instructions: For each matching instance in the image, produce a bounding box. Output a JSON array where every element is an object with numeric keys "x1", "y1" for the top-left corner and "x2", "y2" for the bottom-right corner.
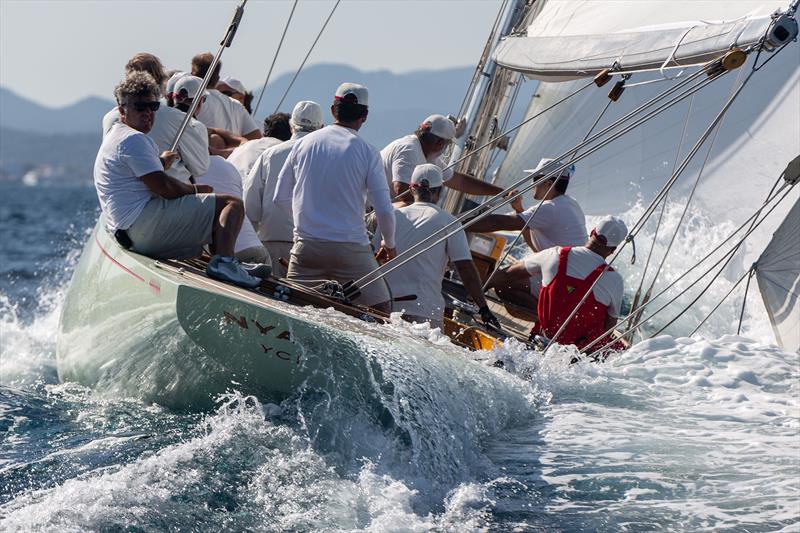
[{"x1": 492, "y1": 216, "x2": 628, "y2": 351}]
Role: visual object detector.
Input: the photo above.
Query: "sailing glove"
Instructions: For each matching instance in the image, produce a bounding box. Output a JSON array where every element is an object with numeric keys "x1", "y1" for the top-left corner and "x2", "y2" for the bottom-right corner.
[{"x1": 478, "y1": 305, "x2": 502, "y2": 332}]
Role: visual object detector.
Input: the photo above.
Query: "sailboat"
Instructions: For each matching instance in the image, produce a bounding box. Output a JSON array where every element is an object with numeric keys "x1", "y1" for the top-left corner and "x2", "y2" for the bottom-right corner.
[{"x1": 56, "y1": 0, "x2": 800, "y2": 407}]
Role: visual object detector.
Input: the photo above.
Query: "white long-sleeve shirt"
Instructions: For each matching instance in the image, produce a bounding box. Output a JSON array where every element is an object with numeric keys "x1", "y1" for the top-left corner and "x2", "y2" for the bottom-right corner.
[
  {"x1": 243, "y1": 131, "x2": 310, "y2": 242},
  {"x1": 274, "y1": 125, "x2": 395, "y2": 248}
]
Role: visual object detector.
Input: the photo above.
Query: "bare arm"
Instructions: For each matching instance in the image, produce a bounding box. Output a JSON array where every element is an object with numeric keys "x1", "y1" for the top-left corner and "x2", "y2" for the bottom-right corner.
[
  {"x1": 454, "y1": 260, "x2": 487, "y2": 308},
  {"x1": 140, "y1": 170, "x2": 209, "y2": 199},
  {"x1": 207, "y1": 127, "x2": 248, "y2": 147},
  {"x1": 466, "y1": 213, "x2": 525, "y2": 233},
  {"x1": 242, "y1": 129, "x2": 262, "y2": 141},
  {"x1": 446, "y1": 171, "x2": 504, "y2": 197}
]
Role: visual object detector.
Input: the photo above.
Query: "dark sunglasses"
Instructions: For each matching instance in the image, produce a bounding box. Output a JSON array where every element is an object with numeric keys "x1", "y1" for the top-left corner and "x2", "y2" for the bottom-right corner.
[{"x1": 125, "y1": 101, "x2": 160, "y2": 112}]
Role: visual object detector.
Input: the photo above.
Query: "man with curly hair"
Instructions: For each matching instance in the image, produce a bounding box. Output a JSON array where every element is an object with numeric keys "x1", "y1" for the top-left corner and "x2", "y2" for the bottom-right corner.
[{"x1": 94, "y1": 71, "x2": 262, "y2": 288}]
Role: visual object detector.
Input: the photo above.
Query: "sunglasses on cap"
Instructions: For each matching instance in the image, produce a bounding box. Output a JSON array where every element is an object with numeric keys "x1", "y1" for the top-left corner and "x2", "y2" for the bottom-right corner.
[{"x1": 125, "y1": 101, "x2": 160, "y2": 112}]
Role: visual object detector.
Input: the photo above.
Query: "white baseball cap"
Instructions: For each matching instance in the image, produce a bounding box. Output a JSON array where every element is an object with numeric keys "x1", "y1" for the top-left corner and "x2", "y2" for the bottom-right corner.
[
  {"x1": 592, "y1": 216, "x2": 628, "y2": 247},
  {"x1": 290, "y1": 100, "x2": 324, "y2": 130},
  {"x1": 410, "y1": 164, "x2": 444, "y2": 188},
  {"x1": 421, "y1": 114, "x2": 456, "y2": 141},
  {"x1": 174, "y1": 75, "x2": 208, "y2": 101},
  {"x1": 219, "y1": 76, "x2": 246, "y2": 95},
  {"x1": 166, "y1": 71, "x2": 186, "y2": 98},
  {"x1": 334, "y1": 82, "x2": 369, "y2": 106},
  {"x1": 525, "y1": 157, "x2": 575, "y2": 180}
]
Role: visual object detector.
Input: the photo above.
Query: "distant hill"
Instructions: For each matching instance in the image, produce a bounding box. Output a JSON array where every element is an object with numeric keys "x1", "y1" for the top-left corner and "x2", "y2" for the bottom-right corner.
[{"x1": 0, "y1": 63, "x2": 476, "y2": 182}]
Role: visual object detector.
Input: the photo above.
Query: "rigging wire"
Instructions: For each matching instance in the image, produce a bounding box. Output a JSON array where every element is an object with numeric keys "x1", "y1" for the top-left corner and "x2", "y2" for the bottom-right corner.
[
  {"x1": 273, "y1": 0, "x2": 341, "y2": 113},
  {"x1": 584, "y1": 180, "x2": 794, "y2": 357},
  {"x1": 481, "y1": 96, "x2": 614, "y2": 292},
  {"x1": 251, "y1": 0, "x2": 299, "y2": 118},
  {"x1": 627, "y1": 93, "x2": 695, "y2": 340},
  {"x1": 360, "y1": 66, "x2": 727, "y2": 291},
  {"x1": 737, "y1": 266, "x2": 756, "y2": 335},
  {"x1": 540, "y1": 65, "x2": 754, "y2": 356}
]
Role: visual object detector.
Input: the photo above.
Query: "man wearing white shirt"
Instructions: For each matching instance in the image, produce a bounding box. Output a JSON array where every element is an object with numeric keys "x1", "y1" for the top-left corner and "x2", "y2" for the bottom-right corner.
[
  {"x1": 274, "y1": 83, "x2": 396, "y2": 311},
  {"x1": 191, "y1": 53, "x2": 261, "y2": 139},
  {"x1": 94, "y1": 72, "x2": 260, "y2": 288},
  {"x1": 371, "y1": 164, "x2": 500, "y2": 329},
  {"x1": 244, "y1": 101, "x2": 324, "y2": 277},
  {"x1": 101, "y1": 53, "x2": 209, "y2": 184},
  {"x1": 470, "y1": 158, "x2": 587, "y2": 320},
  {"x1": 487, "y1": 216, "x2": 627, "y2": 351},
  {"x1": 172, "y1": 76, "x2": 270, "y2": 265},
  {"x1": 227, "y1": 112, "x2": 291, "y2": 178},
  {"x1": 381, "y1": 114, "x2": 503, "y2": 205}
]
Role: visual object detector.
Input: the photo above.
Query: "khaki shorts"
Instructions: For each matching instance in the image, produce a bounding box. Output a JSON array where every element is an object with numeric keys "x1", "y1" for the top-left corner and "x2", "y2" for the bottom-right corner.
[
  {"x1": 287, "y1": 239, "x2": 390, "y2": 306},
  {"x1": 235, "y1": 245, "x2": 270, "y2": 264},
  {"x1": 263, "y1": 241, "x2": 294, "y2": 278},
  {"x1": 127, "y1": 194, "x2": 215, "y2": 259}
]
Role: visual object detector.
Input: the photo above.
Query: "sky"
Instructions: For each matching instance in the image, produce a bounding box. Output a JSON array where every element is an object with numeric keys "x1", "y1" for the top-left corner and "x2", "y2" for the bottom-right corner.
[{"x1": 0, "y1": 0, "x2": 503, "y2": 108}]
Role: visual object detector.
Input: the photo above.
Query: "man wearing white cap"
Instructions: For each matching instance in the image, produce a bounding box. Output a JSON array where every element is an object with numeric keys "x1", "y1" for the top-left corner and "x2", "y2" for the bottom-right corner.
[
  {"x1": 469, "y1": 157, "x2": 587, "y2": 319},
  {"x1": 274, "y1": 83, "x2": 396, "y2": 311},
  {"x1": 381, "y1": 114, "x2": 503, "y2": 206},
  {"x1": 244, "y1": 100, "x2": 324, "y2": 276},
  {"x1": 487, "y1": 216, "x2": 627, "y2": 350},
  {"x1": 371, "y1": 164, "x2": 501, "y2": 329},
  {"x1": 102, "y1": 53, "x2": 210, "y2": 186},
  {"x1": 172, "y1": 76, "x2": 269, "y2": 265},
  {"x1": 191, "y1": 53, "x2": 261, "y2": 140},
  {"x1": 217, "y1": 76, "x2": 253, "y2": 114}
]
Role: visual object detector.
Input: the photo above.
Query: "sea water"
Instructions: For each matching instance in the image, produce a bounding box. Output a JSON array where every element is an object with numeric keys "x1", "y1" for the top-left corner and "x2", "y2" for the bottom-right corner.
[{"x1": 1, "y1": 183, "x2": 798, "y2": 531}]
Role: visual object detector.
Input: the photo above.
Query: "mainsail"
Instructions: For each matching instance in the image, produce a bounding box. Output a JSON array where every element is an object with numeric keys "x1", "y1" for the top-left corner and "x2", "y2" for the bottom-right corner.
[
  {"x1": 478, "y1": 0, "x2": 799, "y2": 344},
  {"x1": 756, "y1": 198, "x2": 800, "y2": 353}
]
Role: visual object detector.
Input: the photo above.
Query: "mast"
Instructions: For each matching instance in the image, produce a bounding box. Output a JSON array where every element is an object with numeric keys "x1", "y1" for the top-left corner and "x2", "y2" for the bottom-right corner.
[{"x1": 442, "y1": 0, "x2": 535, "y2": 214}]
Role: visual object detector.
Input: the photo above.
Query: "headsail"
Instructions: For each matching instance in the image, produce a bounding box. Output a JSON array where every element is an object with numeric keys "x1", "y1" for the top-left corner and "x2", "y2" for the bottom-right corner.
[
  {"x1": 494, "y1": 1, "x2": 794, "y2": 81},
  {"x1": 756, "y1": 198, "x2": 800, "y2": 353}
]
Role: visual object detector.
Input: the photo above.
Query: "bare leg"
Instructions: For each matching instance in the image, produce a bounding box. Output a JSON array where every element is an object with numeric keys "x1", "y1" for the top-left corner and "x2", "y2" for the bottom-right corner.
[{"x1": 212, "y1": 195, "x2": 244, "y2": 257}]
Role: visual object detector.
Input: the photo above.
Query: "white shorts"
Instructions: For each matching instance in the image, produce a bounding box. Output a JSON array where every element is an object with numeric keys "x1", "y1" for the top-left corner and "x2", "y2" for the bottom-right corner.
[{"x1": 126, "y1": 194, "x2": 215, "y2": 259}]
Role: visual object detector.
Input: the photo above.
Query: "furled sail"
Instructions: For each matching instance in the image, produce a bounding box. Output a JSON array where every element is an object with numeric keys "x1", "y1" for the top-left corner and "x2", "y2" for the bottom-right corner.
[
  {"x1": 493, "y1": 1, "x2": 795, "y2": 81},
  {"x1": 756, "y1": 198, "x2": 800, "y2": 353}
]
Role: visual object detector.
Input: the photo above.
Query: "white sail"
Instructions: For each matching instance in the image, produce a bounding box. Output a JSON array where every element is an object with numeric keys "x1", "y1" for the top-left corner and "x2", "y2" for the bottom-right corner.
[
  {"x1": 494, "y1": 1, "x2": 794, "y2": 81},
  {"x1": 756, "y1": 198, "x2": 800, "y2": 353},
  {"x1": 490, "y1": 1, "x2": 799, "y2": 343}
]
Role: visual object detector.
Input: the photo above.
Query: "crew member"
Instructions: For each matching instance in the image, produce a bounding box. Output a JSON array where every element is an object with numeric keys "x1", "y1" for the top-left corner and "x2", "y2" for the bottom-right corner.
[
  {"x1": 274, "y1": 83, "x2": 396, "y2": 312},
  {"x1": 227, "y1": 112, "x2": 291, "y2": 178},
  {"x1": 469, "y1": 158, "x2": 587, "y2": 320},
  {"x1": 173, "y1": 75, "x2": 270, "y2": 265},
  {"x1": 488, "y1": 216, "x2": 627, "y2": 350},
  {"x1": 217, "y1": 76, "x2": 253, "y2": 114},
  {"x1": 191, "y1": 52, "x2": 261, "y2": 140},
  {"x1": 101, "y1": 53, "x2": 209, "y2": 185},
  {"x1": 372, "y1": 164, "x2": 501, "y2": 329},
  {"x1": 244, "y1": 100, "x2": 324, "y2": 277},
  {"x1": 381, "y1": 114, "x2": 503, "y2": 205},
  {"x1": 95, "y1": 72, "x2": 261, "y2": 288}
]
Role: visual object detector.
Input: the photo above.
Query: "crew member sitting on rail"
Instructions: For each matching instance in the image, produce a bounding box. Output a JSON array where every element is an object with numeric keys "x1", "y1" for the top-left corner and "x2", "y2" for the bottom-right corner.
[
  {"x1": 372, "y1": 164, "x2": 501, "y2": 329},
  {"x1": 173, "y1": 75, "x2": 270, "y2": 265},
  {"x1": 102, "y1": 53, "x2": 209, "y2": 185},
  {"x1": 244, "y1": 100, "x2": 324, "y2": 277},
  {"x1": 488, "y1": 216, "x2": 627, "y2": 351},
  {"x1": 227, "y1": 112, "x2": 291, "y2": 178},
  {"x1": 191, "y1": 53, "x2": 261, "y2": 140},
  {"x1": 274, "y1": 83, "x2": 397, "y2": 312},
  {"x1": 469, "y1": 158, "x2": 587, "y2": 321},
  {"x1": 94, "y1": 72, "x2": 262, "y2": 288},
  {"x1": 381, "y1": 114, "x2": 503, "y2": 206}
]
